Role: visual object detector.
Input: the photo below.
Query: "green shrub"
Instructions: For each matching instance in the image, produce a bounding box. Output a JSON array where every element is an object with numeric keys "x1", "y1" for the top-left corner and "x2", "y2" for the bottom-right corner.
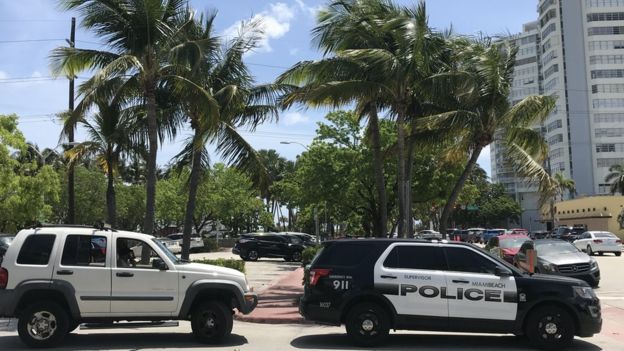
[
  {"x1": 192, "y1": 258, "x2": 245, "y2": 273},
  {"x1": 200, "y1": 238, "x2": 218, "y2": 252},
  {"x1": 301, "y1": 246, "x2": 321, "y2": 267}
]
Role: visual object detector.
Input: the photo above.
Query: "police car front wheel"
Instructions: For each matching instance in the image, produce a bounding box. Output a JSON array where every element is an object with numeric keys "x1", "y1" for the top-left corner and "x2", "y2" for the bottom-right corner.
[
  {"x1": 525, "y1": 305, "x2": 575, "y2": 350},
  {"x1": 345, "y1": 302, "x2": 390, "y2": 347}
]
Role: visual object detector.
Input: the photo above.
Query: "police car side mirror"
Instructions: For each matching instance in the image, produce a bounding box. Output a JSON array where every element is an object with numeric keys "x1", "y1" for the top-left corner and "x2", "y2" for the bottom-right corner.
[{"x1": 495, "y1": 266, "x2": 512, "y2": 277}]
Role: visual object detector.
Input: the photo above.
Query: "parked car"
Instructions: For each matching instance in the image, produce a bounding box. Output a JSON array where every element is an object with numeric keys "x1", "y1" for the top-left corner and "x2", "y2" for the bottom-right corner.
[
  {"x1": 156, "y1": 238, "x2": 182, "y2": 254},
  {"x1": 0, "y1": 234, "x2": 14, "y2": 263},
  {"x1": 516, "y1": 239, "x2": 600, "y2": 287},
  {"x1": 492, "y1": 234, "x2": 531, "y2": 263},
  {"x1": 529, "y1": 230, "x2": 549, "y2": 240},
  {"x1": 574, "y1": 231, "x2": 622, "y2": 256},
  {"x1": 508, "y1": 228, "x2": 528, "y2": 236},
  {"x1": 232, "y1": 233, "x2": 305, "y2": 262},
  {"x1": 167, "y1": 233, "x2": 204, "y2": 252},
  {"x1": 416, "y1": 230, "x2": 442, "y2": 240},
  {"x1": 280, "y1": 232, "x2": 318, "y2": 247},
  {"x1": 482, "y1": 228, "x2": 506, "y2": 243},
  {"x1": 466, "y1": 228, "x2": 485, "y2": 243}
]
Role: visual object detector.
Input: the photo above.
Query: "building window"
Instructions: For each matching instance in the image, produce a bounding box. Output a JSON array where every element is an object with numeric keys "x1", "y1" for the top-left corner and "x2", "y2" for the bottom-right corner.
[
  {"x1": 587, "y1": 12, "x2": 624, "y2": 21},
  {"x1": 550, "y1": 148, "x2": 564, "y2": 159},
  {"x1": 588, "y1": 40, "x2": 624, "y2": 51},
  {"x1": 542, "y1": 23, "x2": 557, "y2": 39},
  {"x1": 541, "y1": 9, "x2": 558, "y2": 26},
  {"x1": 515, "y1": 56, "x2": 538, "y2": 66},
  {"x1": 547, "y1": 119, "x2": 563, "y2": 132},
  {"x1": 544, "y1": 77, "x2": 559, "y2": 92},
  {"x1": 596, "y1": 143, "x2": 616, "y2": 152},
  {"x1": 599, "y1": 183, "x2": 612, "y2": 193},
  {"x1": 588, "y1": 26, "x2": 624, "y2": 36},
  {"x1": 597, "y1": 158, "x2": 624, "y2": 167},
  {"x1": 548, "y1": 134, "x2": 564, "y2": 145},
  {"x1": 544, "y1": 64, "x2": 559, "y2": 79},
  {"x1": 595, "y1": 128, "x2": 624, "y2": 137},
  {"x1": 590, "y1": 54, "x2": 624, "y2": 65},
  {"x1": 542, "y1": 50, "x2": 558, "y2": 65},
  {"x1": 591, "y1": 69, "x2": 624, "y2": 78},
  {"x1": 587, "y1": 0, "x2": 624, "y2": 8},
  {"x1": 594, "y1": 112, "x2": 624, "y2": 123},
  {"x1": 593, "y1": 98, "x2": 624, "y2": 108},
  {"x1": 592, "y1": 83, "x2": 624, "y2": 93}
]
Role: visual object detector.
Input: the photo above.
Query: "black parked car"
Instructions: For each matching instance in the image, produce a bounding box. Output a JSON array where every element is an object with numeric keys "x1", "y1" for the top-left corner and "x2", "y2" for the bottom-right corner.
[{"x1": 232, "y1": 233, "x2": 305, "y2": 262}]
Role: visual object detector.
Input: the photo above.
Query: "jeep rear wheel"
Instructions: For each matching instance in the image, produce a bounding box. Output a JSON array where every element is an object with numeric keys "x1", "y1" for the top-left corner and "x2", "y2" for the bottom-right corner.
[
  {"x1": 191, "y1": 301, "x2": 233, "y2": 343},
  {"x1": 18, "y1": 301, "x2": 69, "y2": 348},
  {"x1": 345, "y1": 302, "x2": 390, "y2": 347},
  {"x1": 525, "y1": 305, "x2": 574, "y2": 350}
]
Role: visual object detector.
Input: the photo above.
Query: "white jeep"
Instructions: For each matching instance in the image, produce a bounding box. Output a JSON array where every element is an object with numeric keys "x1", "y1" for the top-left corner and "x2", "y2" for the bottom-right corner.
[{"x1": 0, "y1": 224, "x2": 257, "y2": 348}]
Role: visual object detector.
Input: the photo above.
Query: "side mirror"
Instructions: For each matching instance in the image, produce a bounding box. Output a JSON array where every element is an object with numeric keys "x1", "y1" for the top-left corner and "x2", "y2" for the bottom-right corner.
[
  {"x1": 495, "y1": 266, "x2": 512, "y2": 277},
  {"x1": 152, "y1": 258, "x2": 168, "y2": 271}
]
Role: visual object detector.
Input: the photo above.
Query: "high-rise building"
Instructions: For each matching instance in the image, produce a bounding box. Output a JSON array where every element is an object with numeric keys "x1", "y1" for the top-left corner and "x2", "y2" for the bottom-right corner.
[{"x1": 491, "y1": 0, "x2": 624, "y2": 229}]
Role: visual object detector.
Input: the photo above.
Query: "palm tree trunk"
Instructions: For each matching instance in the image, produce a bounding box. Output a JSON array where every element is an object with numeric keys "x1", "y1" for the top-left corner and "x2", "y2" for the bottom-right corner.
[
  {"x1": 143, "y1": 83, "x2": 158, "y2": 235},
  {"x1": 440, "y1": 146, "x2": 483, "y2": 237},
  {"x1": 181, "y1": 138, "x2": 203, "y2": 261},
  {"x1": 405, "y1": 138, "x2": 416, "y2": 238},
  {"x1": 106, "y1": 154, "x2": 117, "y2": 228},
  {"x1": 396, "y1": 112, "x2": 408, "y2": 238},
  {"x1": 368, "y1": 108, "x2": 387, "y2": 237}
]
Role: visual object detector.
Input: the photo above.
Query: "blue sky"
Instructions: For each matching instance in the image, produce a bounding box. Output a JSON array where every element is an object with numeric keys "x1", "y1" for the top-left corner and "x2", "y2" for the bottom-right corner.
[{"x1": 0, "y1": 0, "x2": 539, "y2": 176}]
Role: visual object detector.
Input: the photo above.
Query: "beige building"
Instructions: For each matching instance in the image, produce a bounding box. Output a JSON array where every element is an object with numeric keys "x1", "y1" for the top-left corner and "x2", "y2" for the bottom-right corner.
[{"x1": 541, "y1": 195, "x2": 624, "y2": 238}]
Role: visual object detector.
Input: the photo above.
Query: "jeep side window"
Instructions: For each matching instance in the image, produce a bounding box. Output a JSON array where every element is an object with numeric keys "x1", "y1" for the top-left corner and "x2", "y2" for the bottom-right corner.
[
  {"x1": 61, "y1": 235, "x2": 107, "y2": 267},
  {"x1": 116, "y1": 238, "x2": 162, "y2": 269},
  {"x1": 384, "y1": 246, "x2": 446, "y2": 270},
  {"x1": 444, "y1": 247, "x2": 498, "y2": 275},
  {"x1": 17, "y1": 234, "x2": 56, "y2": 265}
]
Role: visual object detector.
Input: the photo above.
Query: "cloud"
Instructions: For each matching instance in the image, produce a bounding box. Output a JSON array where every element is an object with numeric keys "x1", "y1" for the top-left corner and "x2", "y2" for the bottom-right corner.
[
  {"x1": 294, "y1": 0, "x2": 322, "y2": 18},
  {"x1": 283, "y1": 112, "x2": 309, "y2": 126},
  {"x1": 289, "y1": 48, "x2": 299, "y2": 55},
  {"x1": 0, "y1": 71, "x2": 8, "y2": 80},
  {"x1": 223, "y1": 2, "x2": 295, "y2": 54}
]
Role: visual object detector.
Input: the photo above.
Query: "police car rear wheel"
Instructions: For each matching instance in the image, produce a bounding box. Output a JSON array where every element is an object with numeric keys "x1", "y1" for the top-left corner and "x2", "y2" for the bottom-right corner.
[
  {"x1": 526, "y1": 306, "x2": 574, "y2": 350},
  {"x1": 345, "y1": 302, "x2": 390, "y2": 347}
]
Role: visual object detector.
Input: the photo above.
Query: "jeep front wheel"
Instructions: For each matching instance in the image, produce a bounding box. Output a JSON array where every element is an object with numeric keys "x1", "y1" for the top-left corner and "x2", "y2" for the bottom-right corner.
[
  {"x1": 345, "y1": 302, "x2": 390, "y2": 347},
  {"x1": 525, "y1": 305, "x2": 574, "y2": 350},
  {"x1": 18, "y1": 301, "x2": 69, "y2": 348},
  {"x1": 191, "y1": 301, "x2": 233, "y2": 343}
]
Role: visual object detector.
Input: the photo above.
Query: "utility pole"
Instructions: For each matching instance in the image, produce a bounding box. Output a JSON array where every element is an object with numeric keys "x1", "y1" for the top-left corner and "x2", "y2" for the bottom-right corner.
[{"x1": 67, "y1": 17, "x2": 76, "y2": 224}]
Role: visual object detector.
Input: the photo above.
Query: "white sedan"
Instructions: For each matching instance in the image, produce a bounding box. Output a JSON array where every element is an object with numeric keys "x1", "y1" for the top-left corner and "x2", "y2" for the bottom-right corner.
[{"x1": 574, "y1": 231, "x2": 622, "y2": 256}]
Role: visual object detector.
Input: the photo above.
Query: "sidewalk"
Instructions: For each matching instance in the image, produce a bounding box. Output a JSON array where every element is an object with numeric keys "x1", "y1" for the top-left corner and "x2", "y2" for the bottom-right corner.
[{"x1": 235, "y1": 267, "x2": 307, "y2": 324}]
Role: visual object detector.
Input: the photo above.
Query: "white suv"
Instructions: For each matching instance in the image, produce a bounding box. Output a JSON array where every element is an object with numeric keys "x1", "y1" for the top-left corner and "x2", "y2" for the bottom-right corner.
[{"x1": 0, "y1": 224, "x2": 257, "y2": 348}]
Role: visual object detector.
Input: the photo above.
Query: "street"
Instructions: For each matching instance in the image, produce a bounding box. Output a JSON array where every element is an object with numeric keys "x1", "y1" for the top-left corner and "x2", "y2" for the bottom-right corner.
[{"x1": 0, "y1": 251, "x2": 623, "y2": 350}]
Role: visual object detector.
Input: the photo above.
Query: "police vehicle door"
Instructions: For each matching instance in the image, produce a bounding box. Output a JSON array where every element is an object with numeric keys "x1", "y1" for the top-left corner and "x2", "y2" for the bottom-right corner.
[
  {"x1": 442, "y1": 245, "x2": 517, "y2": 322},
  {"x1": 375, "y1": 243, "x2": 449, "y2": 319}
]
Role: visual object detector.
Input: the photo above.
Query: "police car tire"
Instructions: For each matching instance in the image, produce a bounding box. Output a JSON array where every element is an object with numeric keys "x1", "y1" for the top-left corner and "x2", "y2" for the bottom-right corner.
[
  {"x1": 345, "y1": 302, "x2": 390, "y2": 347},
  {"x1": 525, "y1": 305, "x2": 574, "y2": 350}
]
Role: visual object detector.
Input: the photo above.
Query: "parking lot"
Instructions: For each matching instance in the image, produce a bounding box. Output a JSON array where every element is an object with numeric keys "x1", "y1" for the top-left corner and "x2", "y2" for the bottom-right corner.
[{"x1": 1, "y1": 249, "x2": 622, "y2": 350}]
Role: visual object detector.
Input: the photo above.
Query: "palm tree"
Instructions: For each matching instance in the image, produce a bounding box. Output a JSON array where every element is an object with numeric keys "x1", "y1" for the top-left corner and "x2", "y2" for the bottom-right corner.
[
  {"x1": 605, "y1": 164, "x2": 624, "y2": 195},
  {"x1": 64, "y1": 98, "x2": 135, "y2": 227},
  {"x1": 279, "y1": 0, "x2": 448, "y2": 237},
  {"x1": 171, "y1": 15, "x2": 284, "y2": 259},
  {"x1": 51, "y1": 0, "x2": 203, "y2": 235},
  {"x1": 421, "y1": 38, "x2": 555, "y2": 235},
  {"x1": 538, "y1": 172, "x2": 576, "y2": 227}
]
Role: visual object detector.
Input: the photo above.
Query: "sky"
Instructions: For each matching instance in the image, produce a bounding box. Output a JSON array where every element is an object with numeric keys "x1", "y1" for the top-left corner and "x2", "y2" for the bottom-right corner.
[{"x1": 0, "y1": 0, "x2": 540, "y2": 177}]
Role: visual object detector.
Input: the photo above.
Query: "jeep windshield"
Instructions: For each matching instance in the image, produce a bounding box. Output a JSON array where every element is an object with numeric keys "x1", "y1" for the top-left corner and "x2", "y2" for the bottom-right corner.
[{"x1": 152, "y1": 238, "x2": 185, "y2": 264}]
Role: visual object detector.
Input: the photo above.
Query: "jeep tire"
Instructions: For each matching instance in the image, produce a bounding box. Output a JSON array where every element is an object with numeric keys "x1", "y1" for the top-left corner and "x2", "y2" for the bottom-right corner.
[
  {"x1": 17, "y1": 301, "x2": 70, "y2": 348},
  {"x1": 345, "y1": 302, "x2": 390, "y2": 347},
  {"x1": 525, "y1": 305, "x2": 574, "y2": 350},
  {"x1": 191, "y1": 301, "x2": 233, "y2": 344}
]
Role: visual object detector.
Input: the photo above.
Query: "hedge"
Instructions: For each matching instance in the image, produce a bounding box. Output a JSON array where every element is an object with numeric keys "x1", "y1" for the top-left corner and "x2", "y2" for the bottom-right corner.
[{"x1": 192, "y1": 258, "x2": 245, "y2": 273}]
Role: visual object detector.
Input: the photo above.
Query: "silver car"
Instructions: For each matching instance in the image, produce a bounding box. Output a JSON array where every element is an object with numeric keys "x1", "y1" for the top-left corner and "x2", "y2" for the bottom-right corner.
[{"x1": 574, "y1": 231, "x2": 622, "y2": 256}]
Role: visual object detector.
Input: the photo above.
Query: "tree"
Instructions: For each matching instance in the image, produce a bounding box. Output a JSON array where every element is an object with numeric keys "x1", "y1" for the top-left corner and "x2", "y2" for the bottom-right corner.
[
  {"x1": 64, "y1": 97, "x2": 135, "y2": 227},
  {"x1": 51, "y1": 0, "x2": 202, "y2": 235},
  {"x1": 539, "y1": 172, "x2": 576, "y2": 227},
  {"x1": 422, "y1": 38, "x2": 555, "y2": 235},
  {"x1": 170, "y1": 14, "x2": 283, "y2": 260},
  {"x1": 605, "y1": 164, "x2": 624, "y2": 195}
]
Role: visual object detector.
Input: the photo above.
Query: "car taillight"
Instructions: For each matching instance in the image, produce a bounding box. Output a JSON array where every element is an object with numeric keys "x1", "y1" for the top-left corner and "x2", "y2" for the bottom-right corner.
[
  {"x1": 616, "y1": 240, "x2": 622, "y2": 244},
  {"x1": 593, "y1": 239, "x2": 603, "y2": 244},
  {"x1": 309, "y1": 268, "x2": 331, "y2": 286},
  {"x1": 0, "y1": 268, "x2": 8, "y2": 289}
]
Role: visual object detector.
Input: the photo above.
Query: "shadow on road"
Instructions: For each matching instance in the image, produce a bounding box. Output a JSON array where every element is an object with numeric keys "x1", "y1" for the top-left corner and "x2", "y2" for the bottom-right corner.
[
  {"x1": 290, "y1": 333, "x2": 603, "y2": 350},
  {"x1": 0, "y1": 332, "x2": 248, "y2": 350}
]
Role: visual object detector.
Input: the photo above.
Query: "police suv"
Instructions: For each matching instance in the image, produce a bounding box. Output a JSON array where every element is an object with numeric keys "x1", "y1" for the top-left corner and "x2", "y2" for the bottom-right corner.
[{"x1": 300, "y1": 239, "x2": 601, "y2": 350}]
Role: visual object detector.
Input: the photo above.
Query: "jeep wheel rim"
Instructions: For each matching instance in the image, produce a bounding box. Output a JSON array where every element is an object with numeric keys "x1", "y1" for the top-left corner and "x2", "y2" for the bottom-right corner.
[
  {"x1": 538, "y1": 315, "x2": 563, "y2": 341},
  {"x1": 198, "y1": 311, "x2": 219, "y2": 337},
  {"x1": 27, "y1": 311, "x2": 57, "y2": 341},
  {"x1": 248, "y1": 251, "x2": 258, "y2": 260}
]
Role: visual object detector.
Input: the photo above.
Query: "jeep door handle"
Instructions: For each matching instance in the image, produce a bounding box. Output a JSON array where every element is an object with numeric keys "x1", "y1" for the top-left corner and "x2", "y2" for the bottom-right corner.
[
  {"x1": 116, "y1": 272, "x2": 134, "y2": 277},
  {"x1": 452, "y1": 279, "x2": 470, "y2": 284},
  {"x1": 380, "y1": 275, "x2": 397, "y2": 279},
  {"x1": 56, "y1": 270, "x2": 73, "y2": 275}
]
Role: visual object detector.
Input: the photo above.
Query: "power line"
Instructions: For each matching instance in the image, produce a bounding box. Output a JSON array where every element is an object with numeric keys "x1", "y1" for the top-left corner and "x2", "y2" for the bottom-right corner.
[{"x1": 0, "y1": 38, "x2": 64, "y2": 44}]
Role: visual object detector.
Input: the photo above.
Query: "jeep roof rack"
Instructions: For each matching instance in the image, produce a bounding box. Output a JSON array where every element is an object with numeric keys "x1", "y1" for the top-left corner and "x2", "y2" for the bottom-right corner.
[{"x1": 28, "y1": 221, "x2": 117, "y2": 232}]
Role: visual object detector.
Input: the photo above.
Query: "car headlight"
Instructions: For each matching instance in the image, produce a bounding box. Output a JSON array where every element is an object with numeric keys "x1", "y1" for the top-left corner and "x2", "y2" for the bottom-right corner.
[
  {"x1": 574, "y1": 286, "x2": 597, "y2": 299},
  {"x1": 541, "y1": 262, "x2": 558, "y2": 272},
  {"x1": 590, "y1": 259, "x2": 598, "y2": 269}
]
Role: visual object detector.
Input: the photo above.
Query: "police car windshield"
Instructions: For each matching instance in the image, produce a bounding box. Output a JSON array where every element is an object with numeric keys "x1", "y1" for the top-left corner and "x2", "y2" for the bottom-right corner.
[{"x1": 535, "y1": 241, "x2": 578, "y2": 255}]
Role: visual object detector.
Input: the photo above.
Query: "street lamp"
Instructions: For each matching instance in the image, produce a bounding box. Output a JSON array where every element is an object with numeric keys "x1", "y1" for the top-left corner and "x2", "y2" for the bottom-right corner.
[{"x1": 279, "y1": 141, "x2": 309, "y2": 151}]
